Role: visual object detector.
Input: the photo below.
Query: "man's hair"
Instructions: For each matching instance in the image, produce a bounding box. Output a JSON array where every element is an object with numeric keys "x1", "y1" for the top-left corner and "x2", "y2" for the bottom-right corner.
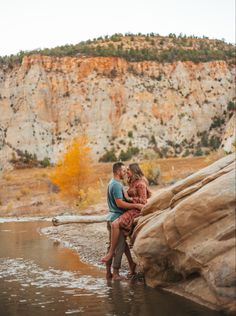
[{"x1": 113, "y1": 162, "x2": 124, "y2": 174}]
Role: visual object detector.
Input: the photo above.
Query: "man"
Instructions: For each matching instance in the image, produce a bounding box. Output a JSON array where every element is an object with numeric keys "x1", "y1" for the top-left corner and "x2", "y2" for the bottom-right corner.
[{"x1": 104, "y1": 162, "x2": 143, "y2": 281}]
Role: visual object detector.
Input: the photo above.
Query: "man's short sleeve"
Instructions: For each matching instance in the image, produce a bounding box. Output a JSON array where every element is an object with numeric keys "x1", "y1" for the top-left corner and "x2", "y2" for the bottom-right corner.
[{"x1": 112, "y1": 182, "x2": 123, "y2": 199}]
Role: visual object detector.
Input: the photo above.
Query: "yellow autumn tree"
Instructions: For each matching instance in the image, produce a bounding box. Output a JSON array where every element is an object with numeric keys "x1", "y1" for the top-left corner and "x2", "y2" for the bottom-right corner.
[
  {"x1": 50, "y1": 136, "x2": 93, "y2": 198},
  {"x1": 140, "y1": 160, "x2": 161, "y2": 185}
]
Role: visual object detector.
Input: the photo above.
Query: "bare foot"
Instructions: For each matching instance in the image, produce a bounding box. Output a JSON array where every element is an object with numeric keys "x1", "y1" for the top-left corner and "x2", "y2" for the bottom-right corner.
[
  {"x1": 101, "y1": 252, "x2": 114, "y2": 263},
  {"x1": 106, "y1": 273, "x2": 113, "y2": 280},
  {"x1": 112, "y1": 274, "x2": 126, "y2": 281},
  {"x1": 129, "y1": 262, "x2": 136, "y2": 275}
]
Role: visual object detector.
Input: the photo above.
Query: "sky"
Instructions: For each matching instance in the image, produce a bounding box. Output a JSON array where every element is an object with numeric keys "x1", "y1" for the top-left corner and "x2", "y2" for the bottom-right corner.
[{"x1": 0, "y1": 0, "x2": 235, "y2": 56}]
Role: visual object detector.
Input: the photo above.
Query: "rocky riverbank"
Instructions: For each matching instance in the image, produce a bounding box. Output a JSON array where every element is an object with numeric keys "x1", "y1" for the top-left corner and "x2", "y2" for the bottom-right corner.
[
  {"x1": 40, "y1": 216, "x2": 231, "y2": 314},
  {"x1": 41, "y1": 153, "x2": 236, "y2": 315}
]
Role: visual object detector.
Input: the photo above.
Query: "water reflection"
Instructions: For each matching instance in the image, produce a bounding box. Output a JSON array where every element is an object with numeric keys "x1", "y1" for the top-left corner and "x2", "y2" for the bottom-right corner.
[
  {"x1": 105, "y1": 281, "x2": 223, "y2": 316},
  {"x1": 0, "y1": 221, "x2": 224, "y2": 316}
]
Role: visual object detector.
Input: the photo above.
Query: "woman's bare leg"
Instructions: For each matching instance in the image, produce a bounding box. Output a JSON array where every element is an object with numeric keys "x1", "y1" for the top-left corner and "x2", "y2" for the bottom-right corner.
[{"x1": 101, "y1": 219, "x2": 120, "y2": 263}]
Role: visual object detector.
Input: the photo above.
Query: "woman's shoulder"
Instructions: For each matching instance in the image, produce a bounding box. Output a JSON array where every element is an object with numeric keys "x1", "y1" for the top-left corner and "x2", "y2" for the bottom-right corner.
[{"x1": 134, "y1": 178, "x2": 147, "y2": 187}]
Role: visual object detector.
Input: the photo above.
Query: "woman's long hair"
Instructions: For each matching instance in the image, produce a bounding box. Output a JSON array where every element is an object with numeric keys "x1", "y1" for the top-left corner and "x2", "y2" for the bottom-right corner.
[
  {"x1": 128, "y1": 163, "x2": 152, "y2": 198},
  {"x1": 128, "y1": 163, "x2": 144, "y2": 183}
]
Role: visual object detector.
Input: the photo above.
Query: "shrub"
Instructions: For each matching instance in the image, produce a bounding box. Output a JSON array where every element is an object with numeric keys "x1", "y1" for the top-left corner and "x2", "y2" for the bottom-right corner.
[
  {"x1": 63, "y1": 91, "x2": 70, "y2": 97},
  {"x1": 227, "y1": 101, "x2": 236, "y2": 111},
  {"x1": 182, "y1": 149, "x2": 190, "y2": 157},
  {"x1": 20, "y1": 187, "x2": 30, "y2": 195},
  {"x1": 108, "y1": 68, "x2": 118, "y2": 78},
  {"x1": 119, "y1": 139, "x2": 126, "y2": 145},
  {"x1": 22, "y1": 151, "x2": 37, "y2": 164},
  {"x1": 209, "y1": 135, "x2": 221, "y2": 150},
  {"x1": 200, "y1": 131, "x2": 209, "y2": 147},
  {"x1": 194, "y1": 147, "x2": 204, "y2": 156},
  {"x1": 140, "y1": 161, "x2": 161, "y2": 185},
  {"x1": 149, "y1": 135, "x2": 157, "y2": 146},
  {"x1": 210, "y1": 116, "x2": 225, "y2": 129},
  {"x1": 10, "y1": 151, "x2": 51, "y2": 168},
  {"x1": 11, "y1": 150, "x2": 39, "y2": 168},
  {"x1": 119, "y1": 146, "x2": 139, "y2": 161},
  {"x1": 131, "y1": 147, "x2": 140, "y2": 155},
  {"x1": 99, "y1": 148, "x2": 117, "y2": 162},
  {"x1": 40, "y1": 157, "x2": 51, "y2": 168},
  {"x1": 159, "y1": 147, "x2": 168, "y2": 158},
  {"x1": 128, "y1": 131, "x2": 133, "y2": 138},
  {"x1": 143, "y1": 149, "x2": 159, "y2": 159},
  {"x1": 119, "y1": 150, "x2": 131, "y2": 161},
  {"x1": 76, "y1": 187, "x2": 102, "y2": 209},
  {"x1": 3, "y1": 174, "x2": 12, "y2": 181}
]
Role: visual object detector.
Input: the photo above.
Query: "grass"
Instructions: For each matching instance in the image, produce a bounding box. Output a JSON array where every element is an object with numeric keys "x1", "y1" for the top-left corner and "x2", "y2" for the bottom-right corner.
[
  {"x1": 0, "y1": 154, "x2": 221, "y2": 217},
  {"x1": 20, "y1": 187, "x2": 30, "y2": 195},
  {"x1": 2, "y1": 174, "x2": 12, "y2": 181}
]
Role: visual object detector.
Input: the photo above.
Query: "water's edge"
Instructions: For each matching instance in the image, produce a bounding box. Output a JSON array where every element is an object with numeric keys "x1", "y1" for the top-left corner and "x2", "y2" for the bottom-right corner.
[
  {"x1": 0, "y1": 217, "x2": 223, "y2": 315},
  {"x1": 40, "y1": 218, "x2": 223, "y2": 313}
]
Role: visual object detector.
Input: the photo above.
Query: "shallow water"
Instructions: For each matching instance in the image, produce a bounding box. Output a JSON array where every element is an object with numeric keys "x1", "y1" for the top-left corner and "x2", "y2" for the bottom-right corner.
[{"x1": 0, "y1": 221, "x2": 224, "y2": 316}]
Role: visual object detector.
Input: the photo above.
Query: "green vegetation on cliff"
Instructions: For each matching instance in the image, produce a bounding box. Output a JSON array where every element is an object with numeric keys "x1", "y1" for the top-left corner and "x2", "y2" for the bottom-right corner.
[{"x1": 0, "y1": 33, "x2": 235, "y2": 66}]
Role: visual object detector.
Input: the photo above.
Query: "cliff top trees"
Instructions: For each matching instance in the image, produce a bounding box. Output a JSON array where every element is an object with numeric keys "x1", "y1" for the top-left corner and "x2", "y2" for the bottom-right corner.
[{"x1": 0, "y1": 33, "x2": 235, "y2": 66}]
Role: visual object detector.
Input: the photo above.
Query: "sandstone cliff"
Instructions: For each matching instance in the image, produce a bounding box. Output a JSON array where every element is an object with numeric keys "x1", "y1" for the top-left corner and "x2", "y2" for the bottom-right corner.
[
  {"x1": 0, "y1": 53, "x2": 235, "y2": 169},
  {"x1": 132, "y1": 153, "x2": 236, "y2": 314}
]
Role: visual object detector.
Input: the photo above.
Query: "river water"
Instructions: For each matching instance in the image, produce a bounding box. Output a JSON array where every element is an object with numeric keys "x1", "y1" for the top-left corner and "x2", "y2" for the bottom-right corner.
[{"x1": 0, "y1": 220, "x2": 224, "y2": 316}]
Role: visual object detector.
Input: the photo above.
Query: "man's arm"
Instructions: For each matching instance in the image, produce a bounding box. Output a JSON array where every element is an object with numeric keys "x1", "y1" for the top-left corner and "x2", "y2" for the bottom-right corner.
[{"x1": 115, "y1": 198, "x2": 143, "y2": 211}]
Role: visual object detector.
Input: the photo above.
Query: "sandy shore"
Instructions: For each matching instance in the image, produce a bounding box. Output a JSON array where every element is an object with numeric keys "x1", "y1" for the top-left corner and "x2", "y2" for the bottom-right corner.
[{"x1": 41, "y1": 221, "x2": 132, "y2": 273}]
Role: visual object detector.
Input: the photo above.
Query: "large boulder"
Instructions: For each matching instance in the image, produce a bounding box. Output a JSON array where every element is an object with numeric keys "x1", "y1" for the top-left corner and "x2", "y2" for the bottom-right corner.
[{"x1": 133, "y1": 153, "x2": 236, "y2": 314}]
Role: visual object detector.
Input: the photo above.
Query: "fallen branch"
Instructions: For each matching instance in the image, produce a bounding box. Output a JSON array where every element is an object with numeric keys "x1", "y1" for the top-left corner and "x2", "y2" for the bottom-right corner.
[{"x1": 52, "y1": 215, "x2": 107, "y2": 226}]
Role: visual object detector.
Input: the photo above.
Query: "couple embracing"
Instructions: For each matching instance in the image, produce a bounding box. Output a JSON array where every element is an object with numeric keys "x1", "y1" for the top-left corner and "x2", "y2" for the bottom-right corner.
[{"x1": 101, "y1": 162, "x2": 151, "y2": 281}]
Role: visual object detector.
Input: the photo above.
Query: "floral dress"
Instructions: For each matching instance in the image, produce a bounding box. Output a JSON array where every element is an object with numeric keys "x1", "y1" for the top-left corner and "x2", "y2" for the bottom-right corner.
[{"x1": 117, "y1": 179, "x2": 148, "y2": 235}]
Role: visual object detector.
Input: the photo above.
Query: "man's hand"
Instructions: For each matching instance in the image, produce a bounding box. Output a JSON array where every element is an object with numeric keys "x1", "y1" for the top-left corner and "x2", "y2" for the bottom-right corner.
[{"x1": 115, "y1": 198, "x2": 143, "y2": 211}]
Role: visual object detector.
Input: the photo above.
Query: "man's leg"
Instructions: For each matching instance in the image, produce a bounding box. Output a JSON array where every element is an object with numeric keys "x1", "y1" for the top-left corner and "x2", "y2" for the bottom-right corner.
[
  {"x1": 112, "y1": 228, "x2": 126, "y2": 281},
  {"x1": 106, "y1": 222, "x2": 113, "y2": 279},
  {"x1": 106, "y1": 263, "x2": 113, "y2": 280},
  {"x1": 124, "y1": 242, "x2": 136, "y2": 276}
]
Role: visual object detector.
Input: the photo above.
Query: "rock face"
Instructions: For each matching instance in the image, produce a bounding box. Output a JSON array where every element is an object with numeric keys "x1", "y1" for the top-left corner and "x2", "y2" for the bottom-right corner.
[
  {"x1": 0, "y1": 55, "x2": 235, "y2": 169},
  {"x1": 222, "y1": 113, "x2": 236, "y2": 154},
  {"x1": 132, "y1": 153, "x2": 236, "y2": 313}
]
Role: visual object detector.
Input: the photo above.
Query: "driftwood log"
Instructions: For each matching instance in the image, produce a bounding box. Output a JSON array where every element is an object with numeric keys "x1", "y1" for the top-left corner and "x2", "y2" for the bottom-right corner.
[{"x1": 52, "y1": 215, "x2": 107, "y2": 226}]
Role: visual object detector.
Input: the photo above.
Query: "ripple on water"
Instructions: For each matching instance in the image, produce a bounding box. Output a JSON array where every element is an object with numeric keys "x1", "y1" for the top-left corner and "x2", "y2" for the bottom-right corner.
[
  {"x1": 0, "y1": 258, "x2": 108, "y2": 294},
  {"x1": 65, "y1": 308, "x2": 84, "y2": 314}
]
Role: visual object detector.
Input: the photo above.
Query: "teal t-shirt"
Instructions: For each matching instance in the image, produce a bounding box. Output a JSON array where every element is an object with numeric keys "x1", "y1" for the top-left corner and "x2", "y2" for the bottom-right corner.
[{"x1": 107, "y1": 178, "x2": 127, "y2": 222}]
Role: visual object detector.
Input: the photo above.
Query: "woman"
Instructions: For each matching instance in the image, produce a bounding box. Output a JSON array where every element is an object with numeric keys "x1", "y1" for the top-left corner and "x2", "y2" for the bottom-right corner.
[{"x1": 101, "y1": 163, "x2": 150, "y2": 264}]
